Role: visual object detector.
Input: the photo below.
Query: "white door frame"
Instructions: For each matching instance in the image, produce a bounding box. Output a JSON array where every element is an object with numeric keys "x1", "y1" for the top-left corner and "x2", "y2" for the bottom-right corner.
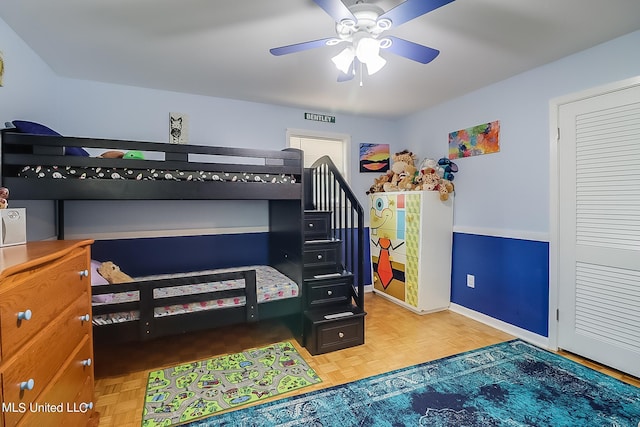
[
  {"x1": 548, "y1": 75, "x2": 640, "y2": 351},
  {"x1": 286, "y1": 128, "x2": 352, "y2": 183}
]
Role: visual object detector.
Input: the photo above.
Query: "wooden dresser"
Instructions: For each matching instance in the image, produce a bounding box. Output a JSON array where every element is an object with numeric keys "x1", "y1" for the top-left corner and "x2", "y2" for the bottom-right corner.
[{"x1": 0, "y1": 240, "x2": 95, "y2": 427}]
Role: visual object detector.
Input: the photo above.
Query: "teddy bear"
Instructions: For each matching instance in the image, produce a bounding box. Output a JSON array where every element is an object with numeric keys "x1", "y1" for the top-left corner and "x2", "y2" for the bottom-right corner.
[
  {"x1": 0, "y1": 186, "x2": 9, "y2": 209},
  {"x1": 438, "y1": 180, "x2": 455, "y2": 201},
  {"x1": 384, "y1": 150, "x2": 418, "y2": 192},
  {"x1": 97, "y1": 261, "x2": 134, "y2": 284},
  {"x1": 366, "y1": 172, "x2": 391, "y2": 194},
  {"x1": 417, "y1": 168, "x2": 441, "y2": 191}
]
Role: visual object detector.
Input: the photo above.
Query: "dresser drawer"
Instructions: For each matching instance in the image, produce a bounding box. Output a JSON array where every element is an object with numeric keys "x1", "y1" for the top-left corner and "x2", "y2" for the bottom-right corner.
[
  {"x1": 17, "y1": 337, "x2": 94, "y2": 427},
  {"x1": 306, "y1": 275, "x2": 352, "y2": 308},
  {"x1": 304, "y1": 211, "x2": 331, "y2": 240},
  {"x1": 0, "y1": 251, "x2": 89, "y2": 360},
  {"x1": 2, "y1": 294, "x2": 91, "y2": 426},
  {"x1": 303, "y1": 240, "x2": 342, "y2": 273}
]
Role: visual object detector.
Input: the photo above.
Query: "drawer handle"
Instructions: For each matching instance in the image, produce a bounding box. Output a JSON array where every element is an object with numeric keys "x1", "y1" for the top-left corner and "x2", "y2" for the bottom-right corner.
[
  {"x1": 79, "y1": 269, "x2": 89, "y2": 278},
  {"x1": 80, "y1": 314, "x2": 90, "y2": 322},
  {"x1": 317, "y1": 254, "x2": 323, "y2": 260},
  {"x1": 81, "y1": 358, "x2": 92, "y2": 367},
  {"x1": 85, "y1": 402, "x2": 94, "y2": 410},
  {"x1": 309, "y1": 223, "x2": 314, "y2": 228},
  {"x1": 327, "y1": 290, "x2": 333, "y2": 296},
  {"x1": 18, "y1": 309, "x2": 32, "y2": 321},
  {"x1": 338, "y1": 332, "x2": 344, "y2": 338},
  {"x1": 20, "y1": 379, "x2": 35, "y2": 391}
]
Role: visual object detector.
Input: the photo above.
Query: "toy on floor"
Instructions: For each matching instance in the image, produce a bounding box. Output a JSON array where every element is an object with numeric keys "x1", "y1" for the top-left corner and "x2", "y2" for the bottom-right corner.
[{"x1": 97, "y1": 261, "x2": 134, "y2": 284}]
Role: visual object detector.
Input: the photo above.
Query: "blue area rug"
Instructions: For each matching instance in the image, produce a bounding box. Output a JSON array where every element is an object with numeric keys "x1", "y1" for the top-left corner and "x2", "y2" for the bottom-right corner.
[{"x1": 184, "y1": 340, "x2": 640, "y2": 426}]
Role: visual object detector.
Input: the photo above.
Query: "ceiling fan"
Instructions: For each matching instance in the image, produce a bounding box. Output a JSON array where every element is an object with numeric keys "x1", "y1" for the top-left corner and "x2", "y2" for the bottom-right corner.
[{"x1": 270, "y1": 0, "x2": 455, "y2": 81}]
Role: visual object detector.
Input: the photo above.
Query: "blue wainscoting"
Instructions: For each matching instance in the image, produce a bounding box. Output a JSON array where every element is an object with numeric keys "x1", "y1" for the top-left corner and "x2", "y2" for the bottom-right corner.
[
  {"x1": 91, "y1": 233, "x2": 269, "y2": 277},
  {"x1": 450, "y1": 233, "x2": 549, "y2": 337}
]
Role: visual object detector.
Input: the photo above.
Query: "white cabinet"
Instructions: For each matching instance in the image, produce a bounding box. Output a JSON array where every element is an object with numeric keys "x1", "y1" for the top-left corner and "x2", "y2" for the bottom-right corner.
[{"x1": 369, "y1": 191, "x2": 453, "y2": 313}]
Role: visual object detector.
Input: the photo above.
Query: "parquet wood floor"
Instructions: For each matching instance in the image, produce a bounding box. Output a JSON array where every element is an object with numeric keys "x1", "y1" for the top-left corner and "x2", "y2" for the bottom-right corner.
[{"x1": 93, "y1": 292, "x2": 639, "y2": 427}]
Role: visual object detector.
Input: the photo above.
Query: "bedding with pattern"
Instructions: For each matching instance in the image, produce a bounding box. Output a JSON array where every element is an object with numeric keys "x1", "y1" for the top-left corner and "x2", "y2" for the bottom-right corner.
[
  {"x1": 18, "y1": 165, "x2": 296, "y2": 183},
  {"x1": 91, "y1": 265, "x2": 298, "y2": 325}
]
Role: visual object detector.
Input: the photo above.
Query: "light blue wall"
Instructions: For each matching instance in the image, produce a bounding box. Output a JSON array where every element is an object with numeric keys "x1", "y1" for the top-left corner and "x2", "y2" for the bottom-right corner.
[
  {"x1": 0, "y1": 16, "x2": 401, "y2": 240},
  {"x1": 400, "y1": 30, "x2": 640, "y2": 336}
]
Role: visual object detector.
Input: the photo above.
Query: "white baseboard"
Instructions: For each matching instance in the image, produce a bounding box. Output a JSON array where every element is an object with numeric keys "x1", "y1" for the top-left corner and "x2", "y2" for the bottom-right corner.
[{"x1": 449, "y1": 303, "x2": 550, "y2": 349}]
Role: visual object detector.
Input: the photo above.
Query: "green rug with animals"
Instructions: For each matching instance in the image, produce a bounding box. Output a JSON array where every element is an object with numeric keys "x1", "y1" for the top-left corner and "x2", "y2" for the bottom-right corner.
[{"x1": 142, "y1": 341, "x2": 321, "y2": 426}]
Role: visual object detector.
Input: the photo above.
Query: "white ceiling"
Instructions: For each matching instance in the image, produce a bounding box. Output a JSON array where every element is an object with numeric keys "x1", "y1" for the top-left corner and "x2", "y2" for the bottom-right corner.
[{"x1": 2, "y1": 0, "x2": 640, "y2": 119}]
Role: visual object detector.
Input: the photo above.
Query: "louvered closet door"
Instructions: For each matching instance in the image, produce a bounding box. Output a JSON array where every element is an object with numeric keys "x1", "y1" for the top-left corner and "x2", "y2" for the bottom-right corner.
[{"x1": 558, "y1": 83, "x2": 640, "y2": 377}]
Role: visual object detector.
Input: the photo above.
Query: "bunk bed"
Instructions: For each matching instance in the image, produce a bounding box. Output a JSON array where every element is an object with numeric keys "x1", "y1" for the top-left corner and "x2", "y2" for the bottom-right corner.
[{"x1": 0, "y1": 129, "x2": 305, "y2": 343}]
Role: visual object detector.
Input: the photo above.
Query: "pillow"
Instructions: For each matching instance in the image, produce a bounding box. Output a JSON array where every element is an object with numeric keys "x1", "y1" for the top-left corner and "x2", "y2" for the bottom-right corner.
[
  {"x1": 11, "y1": 120, "x2": 90, "y2": 157},
  {"x1": 90, "y1": 260, "x2": 109, "y2": 286},
  {"x1": 12, "y1": 120, "x2": 61, "y2": 136},
  {"x1": 90, "y1": 260, "x2": 114, "y2": 303}
]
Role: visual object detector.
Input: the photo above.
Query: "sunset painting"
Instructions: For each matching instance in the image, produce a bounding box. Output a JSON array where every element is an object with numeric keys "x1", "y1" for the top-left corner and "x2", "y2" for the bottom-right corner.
[
  {"x1": 448, "y1": 120, "x2": 500, "y2": 159},
  {"x1": 360, "y1": 143, "x2": 390, "y2": 173}
]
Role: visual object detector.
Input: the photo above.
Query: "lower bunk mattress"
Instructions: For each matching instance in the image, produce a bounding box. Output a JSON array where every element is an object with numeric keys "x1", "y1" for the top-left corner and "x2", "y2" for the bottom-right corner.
[{"x1": 91, "y1": 265, "x2": 298, "y2": 325}]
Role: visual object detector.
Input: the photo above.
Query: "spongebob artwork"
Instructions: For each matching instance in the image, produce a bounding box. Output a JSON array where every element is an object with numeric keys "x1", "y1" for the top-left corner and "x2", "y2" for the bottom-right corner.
[
  {"x1": 370, "y1": 192, "x2": 424, "y2": 307},
  {"x1": 369, "y1": 193, "x2": 407, "y2": 302}
]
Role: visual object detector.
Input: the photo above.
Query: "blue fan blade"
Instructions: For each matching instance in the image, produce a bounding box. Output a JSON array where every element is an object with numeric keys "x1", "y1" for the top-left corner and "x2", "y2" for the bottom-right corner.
[
  {"x1": 379, "y1": 0, "x2": 455, "y2": 27},
  {"x1": 384, "y1": 36, "x2": 440, "y2": 64},
  {"x1": 313, "y1": 0, "x2": 356, "y2": 23},
  {"x1": 337, "y1": 60, "x2": 356, "y2": 82},
  {"x1": 270, "y1": 38, "x2": 335, "y2": 56},
  {"x1": 337, "y1": 70, "x2": 354, "y2": 82}
]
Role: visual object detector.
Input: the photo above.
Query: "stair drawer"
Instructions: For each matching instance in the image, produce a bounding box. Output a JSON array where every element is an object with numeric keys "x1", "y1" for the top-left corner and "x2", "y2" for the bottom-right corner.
[
  {"x1": 306, "y1": 276, "x2": 352, "y2": 308},
  {"x1": 304, "y1": 211, "x2": 331, "y2": 240},
  {"x1": 304, "y1": 310, "x2": 365, "y2": 355},
  {"x1": 304, "y1": 240, "x2": 342, "y2": 272}
]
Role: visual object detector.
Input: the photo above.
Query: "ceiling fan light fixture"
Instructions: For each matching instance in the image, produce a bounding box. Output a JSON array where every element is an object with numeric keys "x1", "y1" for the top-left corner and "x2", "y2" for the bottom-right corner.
[
  {"x1": 332, "y1": 47, "x2": 355, "y2": 74},
  {"x1": 364, "y1": 53, "x2": 386, "y2": 75},
  {"x1": 355, "y1": 36, "x2": 379, "y2": 62},
  {"x1": 355, "y1": 36, "x2": 386, "y2": 75}
]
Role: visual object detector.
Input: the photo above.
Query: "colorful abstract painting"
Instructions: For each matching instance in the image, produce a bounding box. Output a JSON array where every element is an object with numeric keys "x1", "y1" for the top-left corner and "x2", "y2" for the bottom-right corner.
[
  {"x1": 360, "y1": 143, "x2": 390, "y2": 172},
  {"x1": 448, "y1": 120, "x2": 500, "y2": 159}
]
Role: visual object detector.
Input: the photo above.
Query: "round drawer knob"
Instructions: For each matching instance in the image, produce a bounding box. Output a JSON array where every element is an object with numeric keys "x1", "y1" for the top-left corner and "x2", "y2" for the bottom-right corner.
[
  {"x1": 18, "y1": 309, "x2": 32, "y2": 321},
  {"x1": 80, "y1": 314, "x2": 90, "y2": 322},
  {"x1": 338, "y1": 332, "x2": 345, "y2": 338},
  {"x1": 79, "y1": 269, "x2": 89, "y2": 277},
  {"x1": 317, "y1": 254, "x2": 323, "y2": 260},
  {"x1": 86, "y1": 402, "x2": 94, "y2": 410},
  {"x1": 20, "y1": 379, "x2": 35, "y2": 391},
  {"x1": 327, "y1": 290, "x2": 333, "y2": 296},
  {"x1": 309, "y1": 223, "x2": 314, "y2": 228},
  {"x1": 81, "y1": 358, "x2": 92, "y2": 367}
]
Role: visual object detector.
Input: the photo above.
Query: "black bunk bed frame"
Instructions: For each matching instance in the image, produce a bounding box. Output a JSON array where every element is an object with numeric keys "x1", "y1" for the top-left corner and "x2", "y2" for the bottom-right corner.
[{"x1": 0, "y1": 130, "x2": 305, "y2": 343}]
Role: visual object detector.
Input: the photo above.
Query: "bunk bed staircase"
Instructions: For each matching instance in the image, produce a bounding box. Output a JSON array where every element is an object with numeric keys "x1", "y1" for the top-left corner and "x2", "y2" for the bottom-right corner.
[{"x1": 302, "y1": 156, "x2": 366, "y2": 355}]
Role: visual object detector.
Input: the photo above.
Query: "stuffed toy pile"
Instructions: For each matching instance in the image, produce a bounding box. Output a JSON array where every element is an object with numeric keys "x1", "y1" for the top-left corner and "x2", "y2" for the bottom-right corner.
[{"x1": 367, "y1": 151, "x2": 458, "y2": 201}]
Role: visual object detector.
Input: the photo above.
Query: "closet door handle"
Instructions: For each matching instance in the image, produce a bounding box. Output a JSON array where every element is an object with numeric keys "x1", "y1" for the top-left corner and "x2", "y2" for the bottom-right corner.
[
  {"x1": 79, "y1": 269, "x2": 89, "y2": 278},
  {"x1": 81, "y1": 358, "x2": 92, "y2": 367},
  {"x1": 80, "y1": 314, "x2": 90, "y2": 322}
]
